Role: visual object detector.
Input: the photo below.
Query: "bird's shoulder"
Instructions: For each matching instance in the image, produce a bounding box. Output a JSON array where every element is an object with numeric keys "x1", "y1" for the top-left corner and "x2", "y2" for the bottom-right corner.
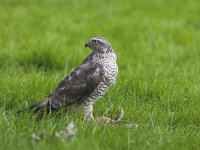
[
  {"x1": 54, "y1": 60, "x2": 105, "y2": 92},
  {"x1": 70, "y1": 60, "x2": 104, "y2": 80}
]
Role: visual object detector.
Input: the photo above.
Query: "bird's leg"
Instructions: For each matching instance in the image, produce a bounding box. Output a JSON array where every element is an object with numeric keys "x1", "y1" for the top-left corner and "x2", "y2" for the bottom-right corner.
[
  {"x1": 83, "y1": 100, "x2": 112, "y2": 123},
  {"x1": 83, "y1": 100, "x2": 94, "y2": 121}
]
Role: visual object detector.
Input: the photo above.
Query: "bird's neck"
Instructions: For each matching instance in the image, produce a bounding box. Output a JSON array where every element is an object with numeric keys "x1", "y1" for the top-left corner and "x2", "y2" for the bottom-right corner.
[
  {"x1": 83, "y1": 49, "x2": 116, "y2": 64},
  {"x1": 93, "y1": 50, "x2": 116, "y2": 59},
  {"x1": 93, "y1": 52, "x2": 110, "y2": 59}
]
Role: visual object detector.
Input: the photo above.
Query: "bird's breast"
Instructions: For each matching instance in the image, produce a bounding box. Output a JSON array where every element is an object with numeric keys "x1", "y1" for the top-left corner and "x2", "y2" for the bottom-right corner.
[{"x1": 103, "y1": 59, "x2": 118, "y2": 85}]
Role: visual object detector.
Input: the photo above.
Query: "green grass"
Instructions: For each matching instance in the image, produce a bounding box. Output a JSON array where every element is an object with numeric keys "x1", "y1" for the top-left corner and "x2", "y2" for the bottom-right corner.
[{"x1": 0, "y1": 0, "x2": 200, "y2": 149}]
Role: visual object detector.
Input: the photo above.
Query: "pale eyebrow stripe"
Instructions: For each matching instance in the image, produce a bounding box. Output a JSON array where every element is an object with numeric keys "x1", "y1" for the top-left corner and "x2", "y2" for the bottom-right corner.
[{"x1": 95, "y1": 39, "x2": 105, "y2": 43}]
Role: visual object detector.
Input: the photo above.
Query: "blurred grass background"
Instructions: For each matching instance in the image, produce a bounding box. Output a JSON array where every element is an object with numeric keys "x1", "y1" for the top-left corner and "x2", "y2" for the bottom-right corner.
[{"x1": 0, "y1": 0, "x2": 200, "y2": 149}]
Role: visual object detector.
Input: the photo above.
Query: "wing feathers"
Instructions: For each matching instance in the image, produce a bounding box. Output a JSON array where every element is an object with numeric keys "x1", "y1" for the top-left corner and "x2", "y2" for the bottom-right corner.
[{"x1": 30, "y1": 61, "x2": 105, "y2": 113}]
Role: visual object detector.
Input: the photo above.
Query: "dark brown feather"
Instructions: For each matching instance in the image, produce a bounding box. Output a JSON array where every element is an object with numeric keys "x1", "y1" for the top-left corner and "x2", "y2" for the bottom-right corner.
[{"x1": 30, "y1": 60, "x2": 105, "y2": 113}]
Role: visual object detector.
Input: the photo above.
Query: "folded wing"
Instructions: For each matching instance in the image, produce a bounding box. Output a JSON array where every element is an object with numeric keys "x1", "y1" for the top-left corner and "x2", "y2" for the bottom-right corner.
[{"x1": 30, "y1": 61, "x2": 105, "y2": 112}]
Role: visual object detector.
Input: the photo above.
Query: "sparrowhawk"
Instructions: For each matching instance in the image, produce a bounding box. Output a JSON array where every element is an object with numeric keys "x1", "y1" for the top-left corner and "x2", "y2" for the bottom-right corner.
[{"x1": 30, "y1": 37, "x2": 118, "y2": 120}]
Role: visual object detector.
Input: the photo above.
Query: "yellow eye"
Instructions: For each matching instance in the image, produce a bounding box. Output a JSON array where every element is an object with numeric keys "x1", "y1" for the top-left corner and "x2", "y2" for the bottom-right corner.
[{"x1": 93, "y1": 40, "x2": 99, "y2": 45}]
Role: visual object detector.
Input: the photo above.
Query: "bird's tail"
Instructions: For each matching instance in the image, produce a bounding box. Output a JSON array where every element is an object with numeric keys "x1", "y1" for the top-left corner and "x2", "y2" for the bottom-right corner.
[
  {"x1": 16, "y1": 97, "x2": 71, "y2": 117},
  {"x1": 29, "y1": 99, "x2": 49, "y2": 114},
  {"x1": 15, "y1": 99, "x2": 49, "y2": 116},
  {"x1": 29, "y1": 98, "x2": 62, "y2": 114}
]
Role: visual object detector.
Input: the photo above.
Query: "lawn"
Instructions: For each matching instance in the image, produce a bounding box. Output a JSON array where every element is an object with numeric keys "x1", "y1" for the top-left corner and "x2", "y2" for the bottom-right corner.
[{"x1": 0, "y1": 0, "x2": 200, "y2": 149}]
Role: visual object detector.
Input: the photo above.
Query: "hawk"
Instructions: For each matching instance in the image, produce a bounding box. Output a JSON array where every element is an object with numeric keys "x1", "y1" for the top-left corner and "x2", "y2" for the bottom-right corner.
[{"x1": 30, "y1": 37, "x2": 118, "y2": 120}]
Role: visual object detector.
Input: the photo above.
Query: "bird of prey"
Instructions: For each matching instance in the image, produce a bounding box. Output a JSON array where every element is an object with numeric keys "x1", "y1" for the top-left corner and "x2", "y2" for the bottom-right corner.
[{"x1": 30, "y1": 37, "x2": 118, "y2": 120}]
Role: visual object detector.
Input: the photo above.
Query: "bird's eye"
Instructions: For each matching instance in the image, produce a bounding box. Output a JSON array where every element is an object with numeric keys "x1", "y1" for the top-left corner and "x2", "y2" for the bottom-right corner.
[{"x1": 93, "y1": 40, "x2": 99, "y2": 45}]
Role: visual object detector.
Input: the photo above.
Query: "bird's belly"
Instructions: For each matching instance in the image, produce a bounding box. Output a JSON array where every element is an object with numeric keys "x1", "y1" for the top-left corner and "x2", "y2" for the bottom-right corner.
[
  {"x1": 104, "y1": 62, "x2": 118, "y2": 85},
  {"x1": 87, "y1": 60, "x2": 118, "y2": 103},
  {"x1": 87, "y1": 82, "x2": 109, "y2": 102}
]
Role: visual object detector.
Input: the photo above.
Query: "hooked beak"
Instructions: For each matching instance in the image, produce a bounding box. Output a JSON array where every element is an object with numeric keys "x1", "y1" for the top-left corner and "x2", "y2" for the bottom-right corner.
[{"x1": 85, "y1": 42, "x2": 89, "y2": 48}]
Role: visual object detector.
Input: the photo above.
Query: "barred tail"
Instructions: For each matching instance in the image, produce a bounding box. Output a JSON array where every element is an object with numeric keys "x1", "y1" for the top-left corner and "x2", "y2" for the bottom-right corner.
[
  {"x1": 29, "y1": 99, "x2": 49, "y2": 113},
  {"x1": 15, "y1": 99, "x2": 48, "y2": 116},
  {"x1": 16, "y1": 97, "x2": 71, "y2": 117}
]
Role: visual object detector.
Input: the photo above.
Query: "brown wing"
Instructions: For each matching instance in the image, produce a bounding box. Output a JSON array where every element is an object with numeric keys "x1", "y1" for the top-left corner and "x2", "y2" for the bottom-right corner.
[{"x1": 47, "y1": 61, "x2": 105, "y2": 109}]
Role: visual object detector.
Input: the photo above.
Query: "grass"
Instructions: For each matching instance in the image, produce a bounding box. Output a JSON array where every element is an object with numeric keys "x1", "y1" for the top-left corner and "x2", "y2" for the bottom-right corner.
[{"x1": 0, "y1": 0, "x2": 200, "y2": 149}]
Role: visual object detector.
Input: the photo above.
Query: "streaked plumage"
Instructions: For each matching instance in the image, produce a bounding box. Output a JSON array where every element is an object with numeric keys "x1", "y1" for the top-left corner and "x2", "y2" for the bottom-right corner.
[{"x1": 30, "y1": 37, "x2": 118, "y2": 120}]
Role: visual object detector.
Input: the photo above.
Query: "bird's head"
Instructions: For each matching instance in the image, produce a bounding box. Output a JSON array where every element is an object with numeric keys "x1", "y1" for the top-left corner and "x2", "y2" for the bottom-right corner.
[{"x1": 85, "y1": 37, "x2": 113, "y2": 53}]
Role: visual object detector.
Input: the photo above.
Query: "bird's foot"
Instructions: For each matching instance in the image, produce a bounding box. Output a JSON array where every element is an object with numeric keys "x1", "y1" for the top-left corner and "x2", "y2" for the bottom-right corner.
[
  {"x1": 95, "y1": 116, "x2": 113, "y2": 123},
  {"x1": 95, "y1": 109, "x2": 125, "y2": 124}
]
